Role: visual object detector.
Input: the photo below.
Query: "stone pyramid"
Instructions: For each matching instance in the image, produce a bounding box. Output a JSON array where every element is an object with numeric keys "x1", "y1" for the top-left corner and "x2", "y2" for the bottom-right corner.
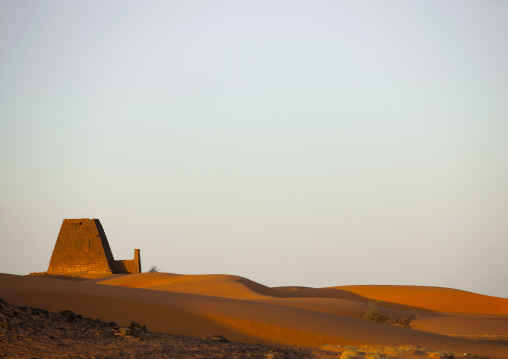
[{"x1": 47, "y1": 218, "x2": 140, "y2": 275}]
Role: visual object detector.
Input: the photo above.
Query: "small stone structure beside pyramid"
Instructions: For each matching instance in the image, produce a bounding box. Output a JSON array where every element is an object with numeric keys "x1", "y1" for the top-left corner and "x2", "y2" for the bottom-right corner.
[{"x1": 46, "y1": 218, "x2": 141, "y2": 275}]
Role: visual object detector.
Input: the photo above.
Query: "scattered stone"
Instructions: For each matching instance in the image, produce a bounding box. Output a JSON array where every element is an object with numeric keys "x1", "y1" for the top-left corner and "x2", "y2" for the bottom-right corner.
[
  {"x1": 208, "y1": 334, "x2": 229, "y2": 342},
  {"x1": 117, "y1": 327, "x2": 139, "y2": 337},
  {"x1": 321, "y1": 345, "x2": 461, "y2": 358}
]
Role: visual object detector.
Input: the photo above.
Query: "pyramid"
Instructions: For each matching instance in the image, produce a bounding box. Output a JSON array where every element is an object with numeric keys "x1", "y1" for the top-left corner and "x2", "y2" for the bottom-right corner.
[{"x1": 47, "y1": 218, "x2": 141, "y2": 275}]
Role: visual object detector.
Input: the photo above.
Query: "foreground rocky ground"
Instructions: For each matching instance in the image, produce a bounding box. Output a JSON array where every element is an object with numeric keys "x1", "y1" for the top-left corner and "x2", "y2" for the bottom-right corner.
[
  {"x1": 0, "y1": 297, "x2": 338, "y2": 359},
  {"x1": 0, "y1": 296, "x2": 495, "y2": 359}
]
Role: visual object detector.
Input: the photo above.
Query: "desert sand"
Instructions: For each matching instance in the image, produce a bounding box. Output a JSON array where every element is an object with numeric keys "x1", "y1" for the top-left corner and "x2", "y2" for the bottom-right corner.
[{"x1": 1, "y1": 272, "x2": 508, "y2": 358}]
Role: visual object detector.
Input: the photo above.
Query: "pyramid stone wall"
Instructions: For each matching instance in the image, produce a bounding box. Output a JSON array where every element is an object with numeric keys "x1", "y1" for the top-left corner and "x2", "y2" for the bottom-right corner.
[
  {"x1": 47, "y1": 218, "x2": 139, "y2": 275},
  {"x1": 112, "y1": 249, "x2": 141, "y2": 274}
]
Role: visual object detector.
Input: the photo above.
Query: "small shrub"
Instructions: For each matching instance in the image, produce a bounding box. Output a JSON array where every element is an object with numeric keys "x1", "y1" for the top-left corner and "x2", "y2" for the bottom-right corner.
[
  {"x1": 394, "y1": 311, "x2": 419, "y2": 329},
  {"x1": 364, "y1": 302, "x2": 392, "y2": 324},
  {"x1": 148, "y1": 265, "x2": 159, "y2": 273},
  {"x1": 364, "y1": 302, "x2": 419, "y2": 329}
]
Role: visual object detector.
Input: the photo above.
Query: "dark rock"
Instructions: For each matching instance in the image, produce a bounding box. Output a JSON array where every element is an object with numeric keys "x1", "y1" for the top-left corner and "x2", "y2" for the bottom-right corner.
[
  {"x1": 58, "y1": 310, "x2": 75, "y2": 317},
  {"x1": 209, "y1": 335, "x2": 228, "y2": 342},
  {"x1": 58, "y1": 310, "x2": 76, "y2": 323}
]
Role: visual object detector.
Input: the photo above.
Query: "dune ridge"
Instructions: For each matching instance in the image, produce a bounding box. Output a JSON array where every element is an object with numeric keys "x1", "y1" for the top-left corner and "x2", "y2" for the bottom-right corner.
[
  {"x1": 96, "y1": 273, "x2": 291, "y2": 300},
  {"x1": 334, "y1": 285, "x2": 508, "y2": 314}
]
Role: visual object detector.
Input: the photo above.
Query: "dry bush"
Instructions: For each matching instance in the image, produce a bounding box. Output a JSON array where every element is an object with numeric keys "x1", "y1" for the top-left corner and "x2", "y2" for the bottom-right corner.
[
  {"x1": 394, "y1": 310, "x2": 419, "y2": 329},
  {"x1": 148, "y1": 265, "x2": 159, "y2": 273},
  {"x1": 364, "y1": 302, "x2": 392, "y2": 324},
  {"x1": 364, "y1": 302, "x2": 418, "y2": 329}
]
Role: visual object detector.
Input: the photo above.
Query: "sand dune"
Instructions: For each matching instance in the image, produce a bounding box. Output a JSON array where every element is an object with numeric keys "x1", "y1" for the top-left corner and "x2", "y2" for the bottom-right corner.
[
  {"x1": 334, "y1": 285, "x2": 508, "y2": 314},
  {"x1": 1, "y1": 273, "x2": 507, "y2": 357},
  {"x1": 95, "y1": 273, "x2": 291, "y2": 300},
  {"x1": 415, "y1": 315, "x2": 508, "y2": 336}
]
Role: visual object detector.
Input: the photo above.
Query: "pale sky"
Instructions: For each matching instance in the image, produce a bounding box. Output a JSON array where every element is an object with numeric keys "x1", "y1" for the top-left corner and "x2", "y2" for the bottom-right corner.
[{"x1": 1, "y1": 0, "x2": 507, "y2": 298}]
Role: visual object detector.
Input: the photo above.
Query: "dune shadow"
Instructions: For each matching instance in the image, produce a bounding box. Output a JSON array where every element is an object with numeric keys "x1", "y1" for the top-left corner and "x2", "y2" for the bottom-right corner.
[{"x1": 273, "y1": 286, "x2": 439, "y2": 314}]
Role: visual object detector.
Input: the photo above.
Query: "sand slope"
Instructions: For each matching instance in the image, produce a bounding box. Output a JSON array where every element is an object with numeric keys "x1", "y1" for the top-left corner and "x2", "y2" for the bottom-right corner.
[
  {"x1": 94, "y1": 273, "x2": 290, "y2": 300},
  {"x1": 335, "y1": 285, "x2": 508, "y2": 314},
  {"x1": 1, "y1": 273, "x2": 507, "y2": 357}
]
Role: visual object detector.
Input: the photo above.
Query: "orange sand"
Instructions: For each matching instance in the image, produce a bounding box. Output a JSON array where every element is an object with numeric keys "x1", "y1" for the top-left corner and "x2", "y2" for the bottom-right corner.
[{"x1": 1, "y1": 273, "x2": 507, "y2": 357}]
